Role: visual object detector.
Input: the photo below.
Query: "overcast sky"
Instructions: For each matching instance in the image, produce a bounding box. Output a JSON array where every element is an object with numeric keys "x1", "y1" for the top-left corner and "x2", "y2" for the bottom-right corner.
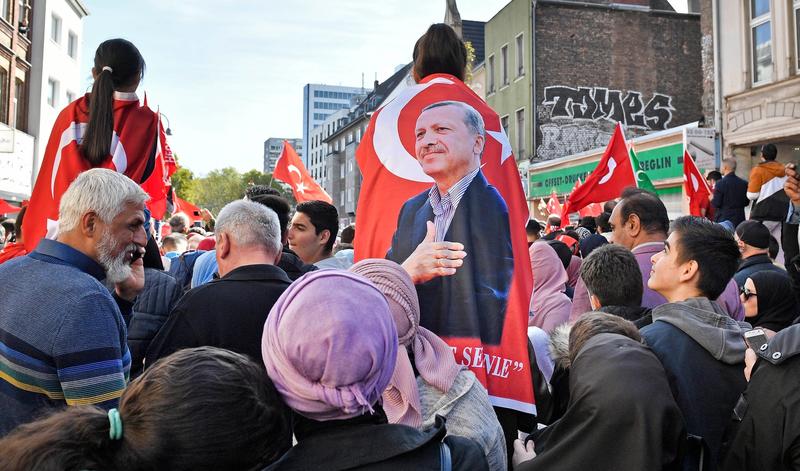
[{"x1": 80, "y1": 0, "x2": 688, "y2": 175}]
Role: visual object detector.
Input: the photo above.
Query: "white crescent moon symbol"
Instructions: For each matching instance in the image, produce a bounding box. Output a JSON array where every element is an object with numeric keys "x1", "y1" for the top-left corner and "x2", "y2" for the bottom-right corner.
[
  {"x1": 51, "y1": 122, "x2": 128, "y2": 197},
  {"x1": 690, "y1": 174, "x2": 699, "y2": 192},
  {"x1": 288, "y1": 165, "x2": 303, "y2": 180},
  {"x1": 372, "y1": 77, "x2": 455, "y2": 183},
  {"x1": 598, "y1": 158, "x2": 618, "y2": 185}
]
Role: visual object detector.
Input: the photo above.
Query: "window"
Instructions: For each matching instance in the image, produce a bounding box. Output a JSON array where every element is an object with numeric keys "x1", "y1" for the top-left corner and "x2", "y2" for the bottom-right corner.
[
  {"x1": 66, "y1": 90, "x2": 75, "y2": 104},
  {"x1": 340, "y1": 190, "x2": 345, "y2": 204},
  {"x1": 516, "y1": 108, "x2": 525, "y2": 156},
  {"x1": 47, "y1": 78, "x2": 59, "y2": 108},
  {"x1": 0, "y1": 0, "x2": 9, "y2": 23},
  {"x1": 67, "y1": 31, "x2": 78, "y2": 59},
  {"x1": 347, "y1": 160, "x2": 353, "y2": 172},
  {"x1": 50, "y1": 13, "x2": 61, "y2": 43},
  {"x1": 516, "y1": 34, "x2": 524, "y2": 77},
  {"x1": 795, "y1": 0, "x2": 800, "y2": 72},
  {"x1": 340, "y1": 163, "x2": 345, "y2": 178},
  {"x1": 750, "y1": 0, "x2": 772, "y2": 84},
  {"x1": 0, "y1": 68, "x2": 7, "y2": 124},
  {"x1": 14, "y1": 78, "x2": 26, "y2": 131},
  {"x1": 347, "y1": 187, "x2": 353, "y2": 203},
  {"x1": 486, "y1": 56, "x2": 494, "y2": 93},
  {"x1": 501, "y1": 115, "x2": 509, "y2": 134},
  {"x1": 501, "y1": 44, "x2": 509, "y2": 86}
]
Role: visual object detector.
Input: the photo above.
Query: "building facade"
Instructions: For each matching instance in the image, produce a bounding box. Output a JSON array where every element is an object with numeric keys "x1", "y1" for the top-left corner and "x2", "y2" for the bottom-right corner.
[
  {"x1": 717, "y1": 0, "x2": 800, "y2": 176},
  {"x1": 263, "y1": 137, "x2": 302, "y2": 174},
  {"x1": 301, "y1": 83, "x2": 366, "y2": 166}
]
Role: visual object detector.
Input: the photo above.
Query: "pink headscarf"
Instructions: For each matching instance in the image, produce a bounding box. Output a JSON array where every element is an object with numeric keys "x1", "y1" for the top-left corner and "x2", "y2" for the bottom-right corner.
[
  {"x1": 529, "y1": 242, "x2": 573, "y2": 332},
  {"x1": 261, "y1": 270, "x2": 398, "y2": 421},
  {"x1": 350, "y1": 259, "x2": 462, "y2": 428},
  {"x1": 566, "y1": 256, "x2": 582, "y2": 289}
]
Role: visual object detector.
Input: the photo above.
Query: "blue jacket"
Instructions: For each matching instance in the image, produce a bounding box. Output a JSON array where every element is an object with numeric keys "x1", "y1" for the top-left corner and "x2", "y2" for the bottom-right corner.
[
  {"x1": 712, "y1": 173, "x2": 749, "y2": 227},
  {"x1": 733, "y1": 253, "x2": 786, "y2": 288}
]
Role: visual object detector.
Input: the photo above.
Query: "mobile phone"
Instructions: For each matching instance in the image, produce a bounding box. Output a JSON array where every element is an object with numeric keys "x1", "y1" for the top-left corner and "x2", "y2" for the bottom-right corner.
[{"x1": 744, "y1": 328, "x2": 769, "y2": 352}]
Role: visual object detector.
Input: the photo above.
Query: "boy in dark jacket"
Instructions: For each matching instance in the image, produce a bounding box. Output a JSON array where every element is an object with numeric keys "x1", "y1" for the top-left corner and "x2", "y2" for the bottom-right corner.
[{"x1": 641, "y1": 216, "x2": 750, "y2": 470}]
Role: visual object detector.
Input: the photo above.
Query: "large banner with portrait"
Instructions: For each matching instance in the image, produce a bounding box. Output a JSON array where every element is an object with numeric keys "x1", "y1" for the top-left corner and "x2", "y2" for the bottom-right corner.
[{"x1": 355, "y1": 73, "x2": 535, "y2": 413}]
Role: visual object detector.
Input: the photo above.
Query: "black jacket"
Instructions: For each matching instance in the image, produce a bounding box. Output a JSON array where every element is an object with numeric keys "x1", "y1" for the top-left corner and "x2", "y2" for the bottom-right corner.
[
  {"x1": 721, "y1": 324, "x2": 800, "y2": 470},
  {"x1": 279, "y1": 247, "x2": 317, "y2": 281},
  {"x1": 598, "y1": 305, "x2": 653, "y2": 328},
  {"x1": 733, "y1": 253, "x2": 786, "y2": 288},
  {"x1": 265, "y1": 413, "x2": 488, "y2": 471},
  {"x1": 125, "y1": 268, "x2": 182, "y2": 378},
  {"x1": 712, "y1": 173, "x2": 749, "y2": 227},
  {"x1": 143, "y1": 264, "x2": 291, "y2": 368}
]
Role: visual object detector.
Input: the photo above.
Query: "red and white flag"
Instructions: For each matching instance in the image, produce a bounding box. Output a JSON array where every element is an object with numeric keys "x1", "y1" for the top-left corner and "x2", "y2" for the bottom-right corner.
[
  {"x1": 560, "y1": 123, "x2": 635, "y2": 225},
  {"x1": 354, "y1": 73, "x2": 534, "y2": 414},
  {"x1": 141, "y1": 111, "x2": 178, "y2": 220},
  {"x1": 23, "y1": 93, "x2": 159, "y2": 251},
  {"x1": 683, "y1": 149, "x2": 711, "y2": 217},
  {"x1": 546, "y1": 190, "x2": 562, "y2": 216},
  {"x1": 273, "y1": 141, "x2": 331, "y2": 204},
  {"x1": 172, "y1": 190, "x2": 203, "y2": 222}
]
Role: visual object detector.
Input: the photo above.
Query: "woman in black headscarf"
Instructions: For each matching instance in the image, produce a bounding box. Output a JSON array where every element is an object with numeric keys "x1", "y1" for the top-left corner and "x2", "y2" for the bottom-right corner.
[
  {"x1": 741, "y1": 271, "x2": 798, "y2": 332},
  {"x1": 514, "y1": 314, "x2": 685, "y2": 471}
]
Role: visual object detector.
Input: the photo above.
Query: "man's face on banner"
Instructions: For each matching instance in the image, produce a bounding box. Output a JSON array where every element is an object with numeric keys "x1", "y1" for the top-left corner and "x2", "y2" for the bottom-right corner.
[{"x1": 414, "y1": 105, "x2": 482, "y2": 182}]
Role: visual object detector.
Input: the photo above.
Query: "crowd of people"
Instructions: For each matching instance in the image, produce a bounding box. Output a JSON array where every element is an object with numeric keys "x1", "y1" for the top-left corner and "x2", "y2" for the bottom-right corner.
[{"x1": 1, "y1": 23, "x2": 800, "y2": 471}]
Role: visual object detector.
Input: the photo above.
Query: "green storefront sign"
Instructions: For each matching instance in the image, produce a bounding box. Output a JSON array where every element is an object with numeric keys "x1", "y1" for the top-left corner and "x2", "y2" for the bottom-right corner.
[{"x1": 528, "y1": 143, "x2": 684, "y2": 199}]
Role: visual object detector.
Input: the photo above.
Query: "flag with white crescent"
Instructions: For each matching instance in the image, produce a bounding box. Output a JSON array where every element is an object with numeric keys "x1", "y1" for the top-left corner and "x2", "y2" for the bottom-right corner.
[
  {"x1": 273, "y1": 141, "x2": 331, "y2": 204},
  {"x1": 354, "y1": 73, "x2": 535, "y2": 414},
  {"x1": 683, "y1": 149, "x2": 711, "y2": 217},
  {"x1": 22, "y1": 93, "x2": 159, "y2": 251}
]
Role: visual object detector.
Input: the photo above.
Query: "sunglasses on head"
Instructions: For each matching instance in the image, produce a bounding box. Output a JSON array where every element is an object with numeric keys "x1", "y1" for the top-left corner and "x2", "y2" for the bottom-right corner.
[{"x1": 740, "y1": 286, "x2": 757, "y2": 301}]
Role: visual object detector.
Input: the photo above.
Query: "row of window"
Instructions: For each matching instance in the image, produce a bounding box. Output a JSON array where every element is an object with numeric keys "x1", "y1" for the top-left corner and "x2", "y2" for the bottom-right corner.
[
  {"x1": 313, "y1": 90, "x2": 357, "y2": 99},
  {"x1": 313, "y1": 101, "x2": 350, "y2": 111},
  {"x1": 500, "y1": 107, "x2": 526, "y2": 157},
  {"x1": 313, "y1": 112, "x2": 330, "y2": 121},
  {"x1": 50, "y1": 13, "x2": 79, "y2": 59},
  {"x1": 749, "y1": 0, "x2": 800, "y2": 84},
  {"x1": 47, "y1": 77, "x2": 75, "y2": 109},
  {"x1": 487, "y1": 32, "x2": 525, "y2": 94}
]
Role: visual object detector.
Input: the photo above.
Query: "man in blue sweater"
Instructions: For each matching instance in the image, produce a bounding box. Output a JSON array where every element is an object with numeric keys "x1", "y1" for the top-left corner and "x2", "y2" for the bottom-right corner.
[
  {"x1": 0, "y1": 169, "x2": 147, "y2": 436},
  {"x1": 641, "y1": 216, "x2": 749, "y2": 469}
]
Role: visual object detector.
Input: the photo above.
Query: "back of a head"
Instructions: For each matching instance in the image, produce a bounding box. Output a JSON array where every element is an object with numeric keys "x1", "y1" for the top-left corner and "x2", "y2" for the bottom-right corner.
[
  {"x1": 672, "y1": 216, "x2": 740, "y2": 300},
  {"x1": 722, "y1": 157, "x2": 737, "y2": 172},
  {"x1": 58, "y1": 168, "x2": 148, "y2": 233},
  {"x1": 581, "y1": 244, "x2": 643, "y2": 308},
  {"x1": 526, "y1": 219, "x2": 543, "y2": 237},
  {"x1": 0, "y1": 347, "x2": 290, "y2": 471},
  {"x1": 412, "y1": 23, "x2": 467, "y2": 81},
  {"x1": 245, "y1": 184, "x2": 280, "y2": 200},
  {"x1": 168, "y1": 213, "x2": 191, "y2": 234},
  {"x1": 216, "y1": 200, "x2": 282, "y2": 257},
  {"x1": 619, "y1": 187, "x2": 669, "y2": 236},
  {"x1": 706, "y1": 170, "x2": 722, "y2": 183},
  {"x1": 547, "y1": 215, "x2": 561, "y2": 227},
  {"x1": 249, "y1": 194, "x2": 291, "y2": 241},
  {"x1": 761, "y1": 143, "x2": 777, "y2": 161},
  {"x1": 568, "y1": 312, "x2": 641, "y2": 367},
  {"x1": 82, "y1": 39, "x2": 145, "y2": 166},
  {"x1": 340, "y1": 224, "x2": 355, "y2": 245},
  {"x1": 603, "y1": 200, "x2": 617, "y2": 214},
  {"x1": 735, "y1": 220, "x2": 770, "y2": 251},
  {"x1": 595, "y1": 212, "x2": 612, "y2": 233},
  {"x1": 296, "y1": 200, "x2": 339, "y2": 253},
  {"x1": 579, "y1": 216, "x2": 597, "y2": 233}
]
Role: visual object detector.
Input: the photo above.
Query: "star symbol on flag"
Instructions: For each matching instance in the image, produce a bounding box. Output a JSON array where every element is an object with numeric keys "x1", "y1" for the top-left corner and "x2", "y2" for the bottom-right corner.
[
  {"x1": 295, "y1": 181, "x2": 308, "y2": 194},
  {"x1": 487, "y1": 128, "x2": 513, "y2": 164}
]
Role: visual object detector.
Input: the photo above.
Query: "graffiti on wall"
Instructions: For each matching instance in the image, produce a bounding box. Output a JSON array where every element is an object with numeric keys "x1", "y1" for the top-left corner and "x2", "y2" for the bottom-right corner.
[{"x1": 536, "y1": 86, "x2": 676, "y2": 160}]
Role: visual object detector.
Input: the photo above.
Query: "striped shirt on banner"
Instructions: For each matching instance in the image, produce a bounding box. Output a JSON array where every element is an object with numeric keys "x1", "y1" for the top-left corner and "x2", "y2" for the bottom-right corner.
[{"x1": 428, "y1": 166, "x2": 481, "y2": 242}]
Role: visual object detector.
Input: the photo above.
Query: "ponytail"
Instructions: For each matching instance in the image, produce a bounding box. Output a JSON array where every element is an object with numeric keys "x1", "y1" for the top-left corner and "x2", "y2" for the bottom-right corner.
[
  {"x1": 80, "y1": 38, "x2": 146, "y2": 167},
  {"x1": 81, "y1": 68, "x2": 115, "y2": 166},
  {"x1": 0, "y1": 407, "x2": 127, "y2": 471}
]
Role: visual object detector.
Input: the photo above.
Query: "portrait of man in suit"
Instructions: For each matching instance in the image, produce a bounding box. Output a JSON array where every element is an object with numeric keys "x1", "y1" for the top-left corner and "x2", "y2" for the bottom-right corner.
[{"x1": 387, "y1": 100, "x2": 514, "y2": 345}]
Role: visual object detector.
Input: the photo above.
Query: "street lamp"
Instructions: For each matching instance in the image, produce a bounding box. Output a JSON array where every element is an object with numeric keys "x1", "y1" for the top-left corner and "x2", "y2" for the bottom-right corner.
[{"x1": 160, "y1": 113, "x2": 173, "y2": 136}]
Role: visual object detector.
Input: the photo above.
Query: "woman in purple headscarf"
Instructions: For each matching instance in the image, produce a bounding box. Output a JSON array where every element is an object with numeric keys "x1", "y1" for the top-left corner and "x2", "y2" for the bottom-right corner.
[
  {"x1": 351, "y1": 259, "x2": 506, "y2": 471},
  {"x1": 529, "y1": 242, "x2": 573, "y2": 333},
  {"x1": 261, "y1": 270, "x2": 488, "y2": 471}
]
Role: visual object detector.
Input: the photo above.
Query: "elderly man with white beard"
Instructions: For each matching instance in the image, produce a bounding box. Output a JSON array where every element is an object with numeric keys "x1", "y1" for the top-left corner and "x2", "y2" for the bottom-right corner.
[{"x1": 0, "y1": 168, "x2": 147, "y2": 437}]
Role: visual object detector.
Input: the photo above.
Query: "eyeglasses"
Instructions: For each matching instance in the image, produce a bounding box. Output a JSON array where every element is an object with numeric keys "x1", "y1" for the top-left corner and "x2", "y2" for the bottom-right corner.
[{"x1": 740, "y1": 286, "x2": 757, "y2": 301}]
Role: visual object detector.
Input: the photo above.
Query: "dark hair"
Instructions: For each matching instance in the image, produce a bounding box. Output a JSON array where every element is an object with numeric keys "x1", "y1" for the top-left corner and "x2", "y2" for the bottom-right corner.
[
  {"x1": 168, "y1": 213, "x2": 190, "y2": 234},
  {"x1": 603, "y1": 200, "x2": 617, "y2": 213},
  {"x1": 5, "y1": 205, "x2": 26, "y2": 243},
  {"x1": 568, "y1": 312, "x2": 641, "y2": 367},
  {"x1": 0, "y1": 347, "x2": 290, "y2": 471},
  {"x1": 671, "y1": 216, "x2": 740, "y2": 300},
  {"x1": 619, "y1": 187, "x2": 669, "y2": 236},
  {"x1": 761, "y1": 143, "x2": 777, "y2": 161},
  {"x1": 526, "y1": 219, "x2": 543, "y2": 236},
  {"x1": 82, "y1": 39, "x2": 145, "y2": 166},
  {"x1": 296, "y1": 200, "x2": 339, "y2": 253},
  {"x1": 547, "y1": 215, "x2": 561, "y2": 227},
  {"x1": 412, "y1": 23, "x2": 467, "y2": 81},
  {"x1": 340, "y1": 224, "x2": 355, "y2": 244},
  {"x1": 581, "y1": 245, "x2": 643, "y2": 307},
  {"x1": 595, "y1": 212, "x2": 612, "y2": 233},
  {"x1": 545, "y1": 240, "x2": 572, "y2": 270},
  {"x1": 768, "y1": 235, "x2": 779, "y2": 260},
  {"x1": 250, "y1": 194, "x2": 291, "y2": 240},
  {"x1": 578, "y1": 216, "x2": 597, "y2": 233},
  {"x1": 246, "y1": 184, "x2": 280, "y2": 199},
  {"x1": 706, "y1": 170, "x2": 722, "y2": 182}
]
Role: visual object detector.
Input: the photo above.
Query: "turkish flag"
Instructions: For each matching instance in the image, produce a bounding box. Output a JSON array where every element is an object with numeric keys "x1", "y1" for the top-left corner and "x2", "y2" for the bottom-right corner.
[
  {"x1": 561, "y1": 123, "x2": 635, "y2": 224},
  {"x1": 141, "y1": 112, "x2": 178, "y2": 220},
  {"x1": 22, "y1": 93, "x2": 159, "y2": 251},
  {"x1": 546, "y1": 190, "x2": 562, "y2": 216},
  {"x1": 684, "y1": 149, "x2": 711, "y2": 217},
  {"x1": 273, "y1": 140, "x2": 331, "y2": 203},
  {"x1": 172, "y1": 191, "x2": 202, "y2": 222},
  {"x1": 354, "y1": 73, "x2": 535, "y2": 414},
  {"x1": 0, "y1": 200, "x2": 20, "y2": 214}
]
